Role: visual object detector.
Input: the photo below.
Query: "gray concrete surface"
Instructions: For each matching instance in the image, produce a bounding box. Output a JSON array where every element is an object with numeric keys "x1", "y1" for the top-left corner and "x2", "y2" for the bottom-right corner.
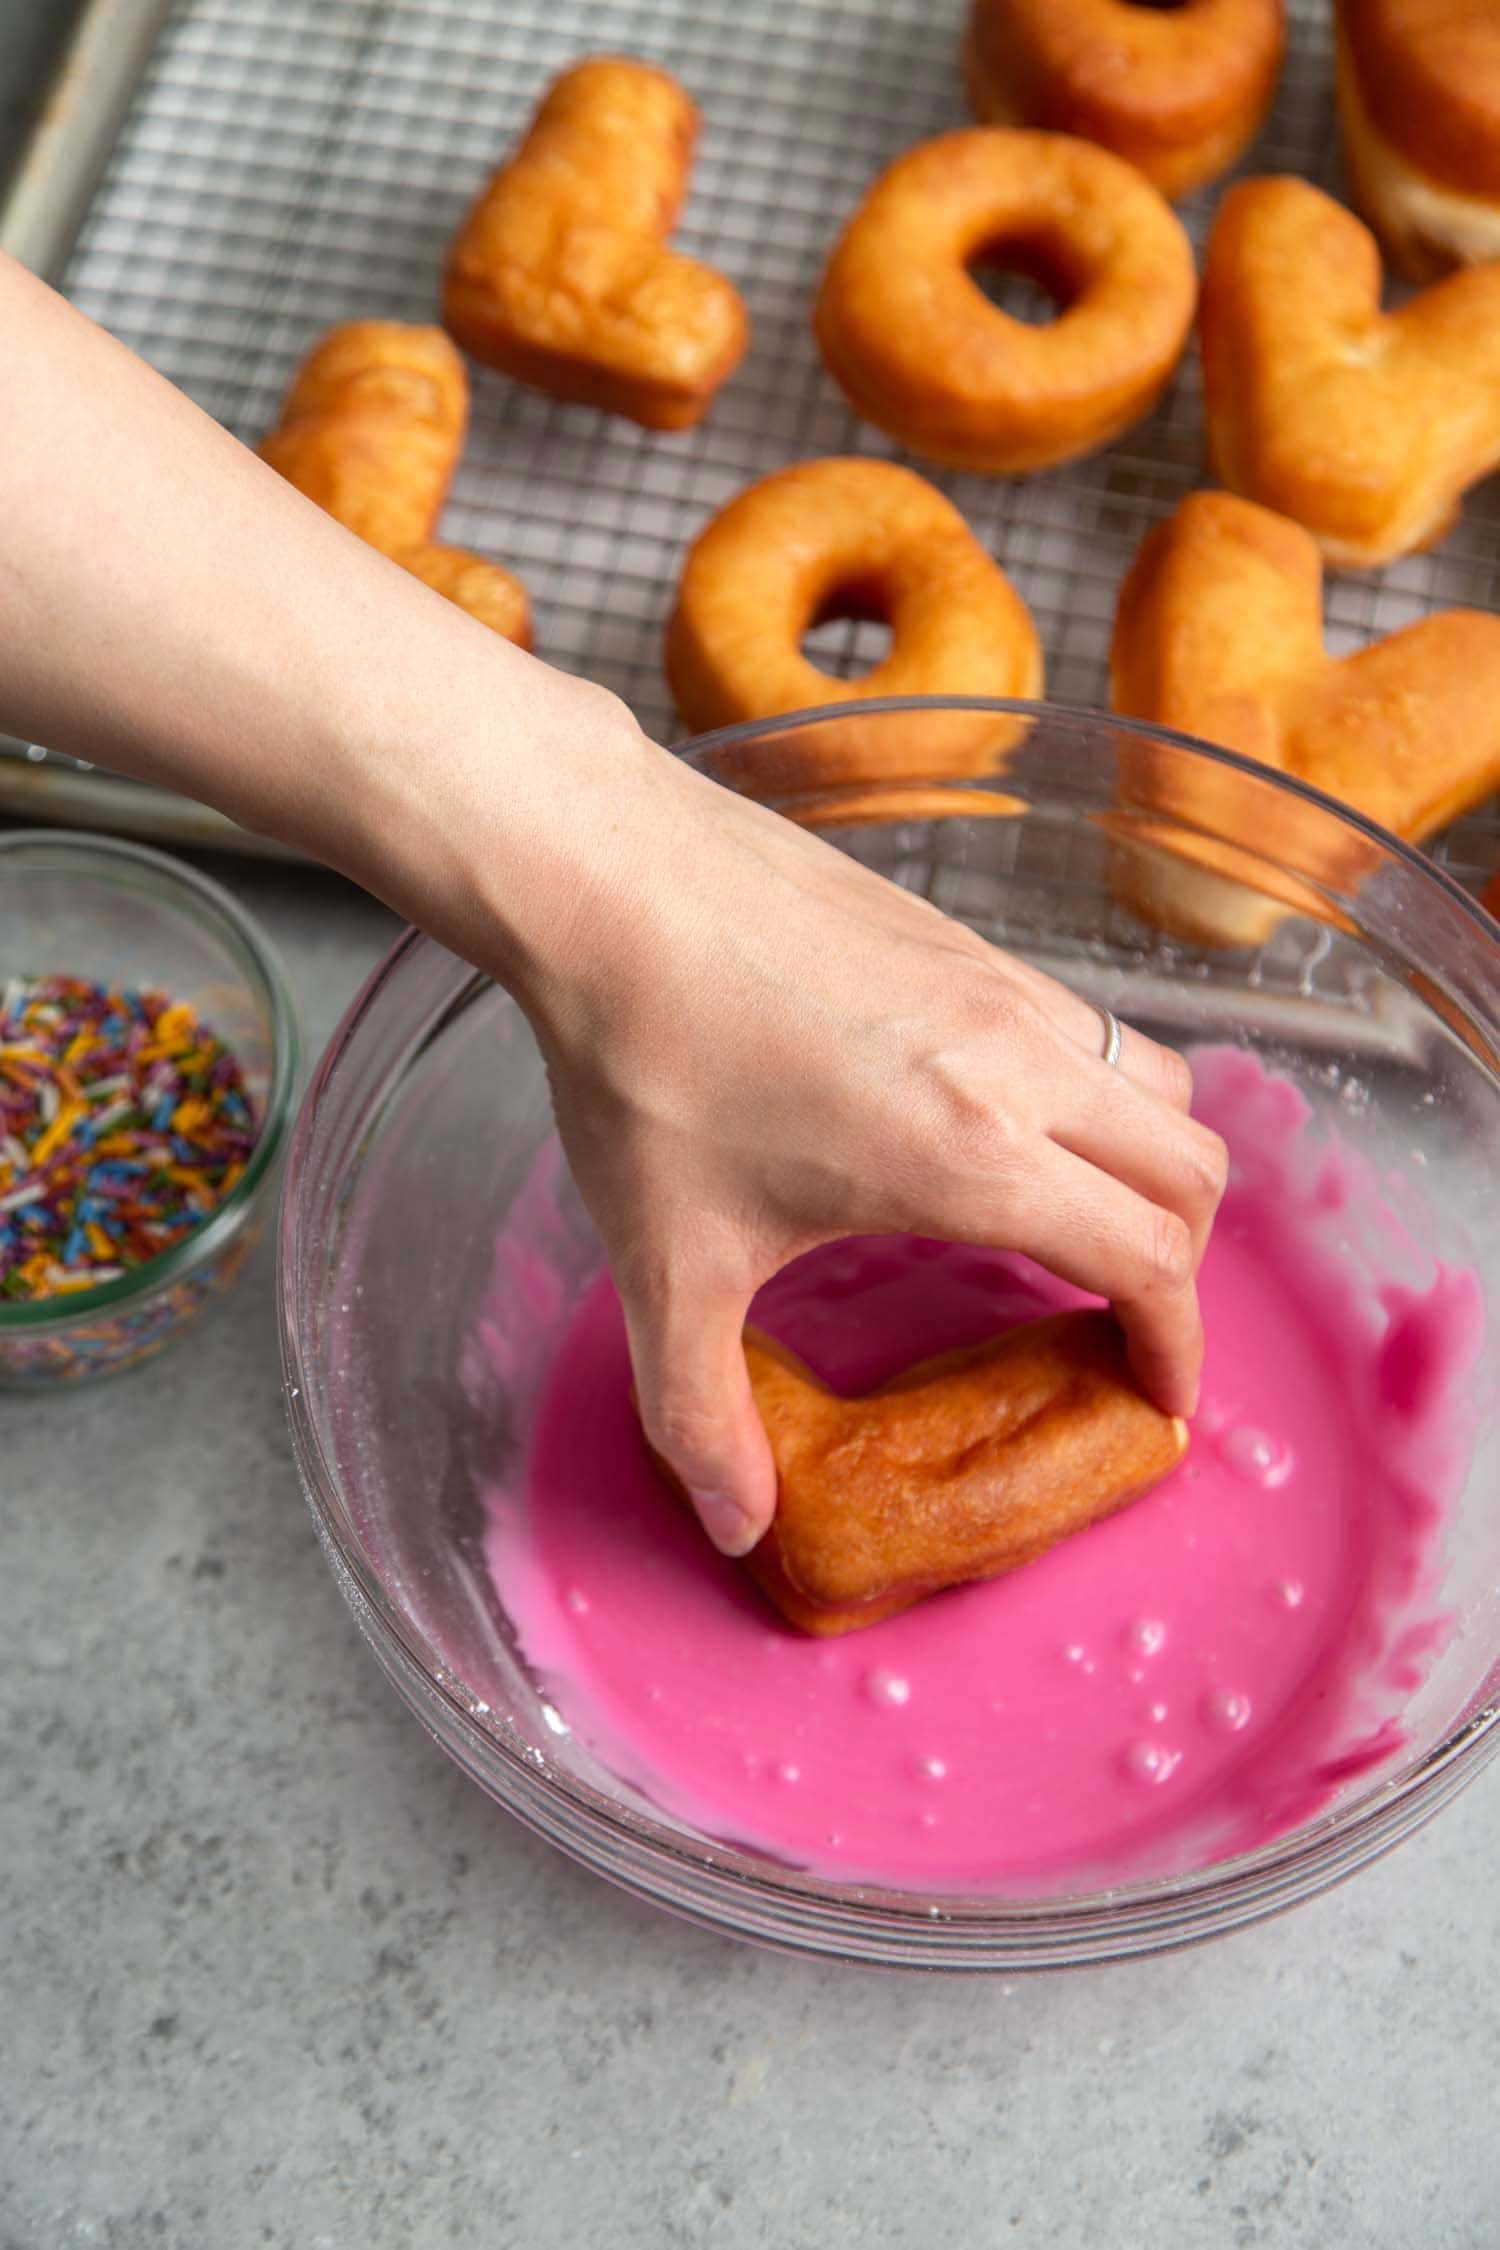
[{"x1": 2, "y1": 858, "x2": 1500, "y2": 2250}]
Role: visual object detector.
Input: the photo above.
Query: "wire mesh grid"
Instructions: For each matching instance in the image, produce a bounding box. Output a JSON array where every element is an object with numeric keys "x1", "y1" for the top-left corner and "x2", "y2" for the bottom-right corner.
[{"x1": 27, "y1": 0, "x2": 1500, "y2": 891}]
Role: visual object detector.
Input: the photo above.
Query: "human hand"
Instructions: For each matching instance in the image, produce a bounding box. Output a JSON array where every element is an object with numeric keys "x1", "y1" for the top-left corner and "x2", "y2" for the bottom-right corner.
[
  {"x1": 499, "y1": 728, "x2": 1227, "y2": 1557},
  {"x1": 0, "y1": 257, "x2": 1224, "y2": 1561}
]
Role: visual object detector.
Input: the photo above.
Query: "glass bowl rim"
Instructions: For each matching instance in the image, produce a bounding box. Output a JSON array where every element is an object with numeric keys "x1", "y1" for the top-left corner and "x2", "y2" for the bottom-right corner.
[
  {"x1": 0, "y1": 827, "x2": 300, "y2": 1327},
  {"x1": 677, "y1": 692, "x2": 1500, "y2": 937},
  {"x1": 277, "y1": 698, "x2": 1500, "y2": 1953}
]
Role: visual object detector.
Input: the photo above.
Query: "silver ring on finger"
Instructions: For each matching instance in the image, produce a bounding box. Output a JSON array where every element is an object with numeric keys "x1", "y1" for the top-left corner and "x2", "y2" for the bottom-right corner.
[{"x1": 1093, "y1": 1002, "x2": 1123, "y2": 1070}]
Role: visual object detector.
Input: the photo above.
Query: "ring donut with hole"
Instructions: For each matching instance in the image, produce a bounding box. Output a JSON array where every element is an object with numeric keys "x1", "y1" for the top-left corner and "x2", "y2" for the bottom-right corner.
[
  {"x1": 663, "y1": 457, "x2": 1043, "y2": 787},
  {"x1": 964, "y1": 0, "x2": 1285, "y2": 201},
  {"x1": 813, "y1": 129, "x2": 1197, "y2": 475},
  {"x1": 259, "y1": 321, "x2": 532, "y2": 647},
  {"x1": 442, "y1": 55, "x2": 748, "y2": 431}
]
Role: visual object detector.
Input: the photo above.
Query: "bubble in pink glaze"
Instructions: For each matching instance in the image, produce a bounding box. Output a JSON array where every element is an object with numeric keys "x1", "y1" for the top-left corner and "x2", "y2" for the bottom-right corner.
[
  {"x1": 1148, "y1": 1700, "x2": 1170, "y2": 1725},
  {"x1": 1221, "y1": 1427, "x2": 1294, "y2": 1490},
  {"x1": 865, "y1": 1668, "x2": 911, "y2": 1709},
  {"x1": 1123, "y1": 1741, "x2": 1182, "y2": 1787},
  {"x1": 564, "y1": 1587, "x2": 590, "y2": 1616},
  {"x1": 478, "y1": 1048, "x2": 1480, "y2": 1892},
  {"x1": 916, "y1": 1755, "x2": 949, "y2": 1782},
  {"x1": 775, "y1": 1762, "x2": 801, "y2": 1785},
  {"x1": 1204, "y1": 1689, "x2": 1253, "y2": 1734},
  {"x1": 1125, "y1": 1617, "x2": 1167, "y2": 1659}
]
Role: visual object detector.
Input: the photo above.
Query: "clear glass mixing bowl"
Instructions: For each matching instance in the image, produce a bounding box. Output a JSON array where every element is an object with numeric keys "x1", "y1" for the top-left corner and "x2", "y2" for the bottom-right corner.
[{"x1": 279, "y1": 700, "x2": 1500, "y2": 1969}]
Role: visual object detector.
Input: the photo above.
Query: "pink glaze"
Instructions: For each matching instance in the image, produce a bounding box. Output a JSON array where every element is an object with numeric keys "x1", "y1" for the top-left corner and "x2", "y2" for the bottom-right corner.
[{"x1": 481, "y1": 1052, "x2": 1482, "y2": 1891}]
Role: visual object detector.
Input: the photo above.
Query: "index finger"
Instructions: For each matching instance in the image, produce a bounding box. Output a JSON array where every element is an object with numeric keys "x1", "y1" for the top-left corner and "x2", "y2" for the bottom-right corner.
[{"x1": 986, "y1": 1137, "x2": 1206, "y2": 1420}]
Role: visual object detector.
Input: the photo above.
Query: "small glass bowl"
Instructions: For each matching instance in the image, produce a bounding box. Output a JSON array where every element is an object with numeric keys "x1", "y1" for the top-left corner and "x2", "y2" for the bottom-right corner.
[
  {"x1": 279, "y1": 701, "x2": 1500, "y2": 1969},
  {"x1": 0, "y1": 830, "x2": 298, "y2": 1386}
]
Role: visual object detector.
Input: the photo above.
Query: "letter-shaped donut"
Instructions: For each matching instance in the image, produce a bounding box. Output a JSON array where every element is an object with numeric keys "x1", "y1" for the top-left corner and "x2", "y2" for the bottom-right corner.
[
  {"x1": 1109, "y1": 492, "x2": 1500, "y2": 946},
  {"x1": 964, "y1": 0, "x2": 1285, "y2": 201},
  {"x1": 442, "y1": 56, "x2": 749, "y2": 430},
  {"x1": 664, "y1": 458, "x2": 1042, "y2": 785},
  {"x1": 814, "y1": 130, "x2": 1196, "y2": 475},
  {"x1": 643, "y1": 1311, "x2": 1187, "y2": 1637},
  {"x1": 1201, "y1": 175, "x2": 1500, "y2": 566},
  {"x1": 259, "y1": 321, "x2": 531, "y2": 646}
]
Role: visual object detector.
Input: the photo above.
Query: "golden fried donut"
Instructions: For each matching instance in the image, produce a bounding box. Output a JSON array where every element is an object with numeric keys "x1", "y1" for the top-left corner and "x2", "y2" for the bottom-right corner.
[
  {"x1": 780, "y1": 779, "x2": 1026, "y2": 831},
  {"x1": 813, "y1": 129, "x2": 1196, "y2": 474},
  {"x1": 442, "y1": 56, "x2": 748, "y2": 430},
  {"x1": 1200, "y1": 176, "x2": 1500, "y2": 567},
  {"x1": 259, "y1": 321, "x2": 531, "y2": 647},
  {"x1": 964, "y1": 0, "x2": 1285, "y2": 200},
  {"x1": 1109, "y1": 492, "x2": 1500, "y2": 947},
  {"x1": 1338, "y1": 0, "x2": 1500, "y2": 281},
  {"x1": 646, "y1": 1313, "x2": 1187, "y2": 1637},
  {"x1": 664, "y1": 458, "x2": 1042, "y2": 784}
]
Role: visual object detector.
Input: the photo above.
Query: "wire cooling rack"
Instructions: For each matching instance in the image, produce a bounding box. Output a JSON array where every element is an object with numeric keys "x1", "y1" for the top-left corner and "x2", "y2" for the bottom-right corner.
[{"x1": 17, "y1": 0, "x2": 1500, "y2": 886}]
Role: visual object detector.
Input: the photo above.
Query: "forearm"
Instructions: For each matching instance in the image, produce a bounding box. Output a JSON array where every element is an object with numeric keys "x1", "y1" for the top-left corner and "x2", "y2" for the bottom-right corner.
[
  {"x1": 0, "y1": 252, "x2": 651, "y2": 1009},
  {"x1": 0, "y1": 258, "x2": 1223, "y2": 1532}
]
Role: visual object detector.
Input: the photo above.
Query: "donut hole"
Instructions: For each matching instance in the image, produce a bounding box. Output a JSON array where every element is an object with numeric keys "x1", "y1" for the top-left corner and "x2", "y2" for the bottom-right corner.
[
  {"x1": 802, "y1": 574, "x2": 896, "y2": 679},
  {"x1": 966, "y1": 234, "x2": 1085, "y2": 327}
]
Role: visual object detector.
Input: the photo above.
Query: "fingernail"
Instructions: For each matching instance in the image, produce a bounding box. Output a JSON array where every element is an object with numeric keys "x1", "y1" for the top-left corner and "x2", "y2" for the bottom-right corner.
[
  {"x1": 1162, "y1": 1378, "x2": 1199, "y2": 1423},
  {"x1": 692, "y1": 1489, "x2": 761, "y2": 1558}
]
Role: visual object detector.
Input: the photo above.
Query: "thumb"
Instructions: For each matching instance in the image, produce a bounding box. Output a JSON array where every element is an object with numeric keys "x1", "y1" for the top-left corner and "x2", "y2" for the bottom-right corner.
[{"x1": 623, "y1": 1280, "x2": 777, "y2": 1558}]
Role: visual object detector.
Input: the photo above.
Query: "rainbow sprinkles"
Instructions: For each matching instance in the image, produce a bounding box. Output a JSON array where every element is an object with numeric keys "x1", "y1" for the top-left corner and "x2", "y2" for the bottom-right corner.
[{"x1": 0, "y1": 973, "x2": 257, "y2": 1303}]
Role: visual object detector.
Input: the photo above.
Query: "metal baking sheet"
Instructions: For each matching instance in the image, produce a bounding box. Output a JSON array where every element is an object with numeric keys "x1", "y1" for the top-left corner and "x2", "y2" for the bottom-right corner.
[
  {"x1": 5, "y1": 0, "x2": 1500, "y2": 889},
  {"x1": 0, "y1": 0, "x2": 176, "y2": 278}
]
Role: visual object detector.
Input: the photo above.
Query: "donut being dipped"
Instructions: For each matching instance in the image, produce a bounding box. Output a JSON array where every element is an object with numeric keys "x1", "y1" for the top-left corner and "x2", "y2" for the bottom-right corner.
[
  {"x1": 664, "y1": 457, "x2": 1042, "y2": 787},
  {"x1": 964, "y1": 0, "x2": 1285, "y2": 200},
  {"x1": 259, "y1": 321, "x2": 531, "y2": 646},
  {"x1": 814, "y1": 129, "x2": 1196, "y2": 474},
  {"x1": 644, "y1": 1313, "x2": 1188, "y2": 1638},
  {"x1": 1337, "y1": 0, "x2": 1500, "y2": 281},
  {"x1": 443, "y1": 55, "x2": 748, "y2": 430}
]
